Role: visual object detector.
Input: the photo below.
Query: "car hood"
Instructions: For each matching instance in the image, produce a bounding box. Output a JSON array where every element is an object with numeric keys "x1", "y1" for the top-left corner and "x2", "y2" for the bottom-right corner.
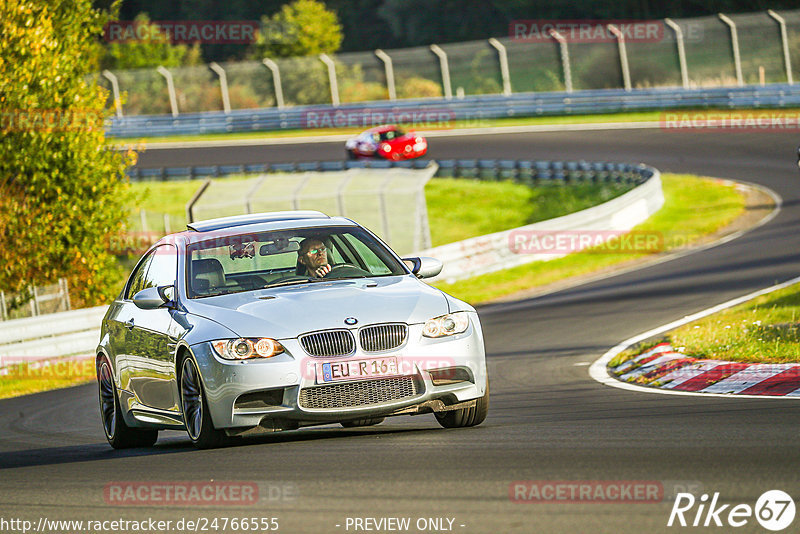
[
  {"x1": 182, "y1": 275, "x2": 449, "y2": 339},
  {"x1": 384, "y1": 134, "x2": 418, "y2": 147}
]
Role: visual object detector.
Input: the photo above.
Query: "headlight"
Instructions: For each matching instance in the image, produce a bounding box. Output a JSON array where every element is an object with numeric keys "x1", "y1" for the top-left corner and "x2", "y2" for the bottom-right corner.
[
  {"x1": 422, "y1": 312, "x2": 470, "y2": 338},
  {"x1": 211, "y1": 338, "x2": 284, "y2": 360}
]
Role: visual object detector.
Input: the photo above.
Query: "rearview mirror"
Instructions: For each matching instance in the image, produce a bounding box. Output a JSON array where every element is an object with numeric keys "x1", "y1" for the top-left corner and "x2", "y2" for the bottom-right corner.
[{"x1": 402, "y1": 257, "x2": 443, "y2": 279}]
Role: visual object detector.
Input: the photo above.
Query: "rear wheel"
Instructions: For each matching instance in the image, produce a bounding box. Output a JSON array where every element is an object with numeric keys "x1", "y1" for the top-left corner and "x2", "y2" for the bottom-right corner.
[
  {"x1": 341, "y1": 417, "x2": 385, "y2": 428},
  {"x1": 97, "y1": 358, "x2": 158, "y2": 449},
  {"x1": 435, "y1": 380, "x2": 489, "y2": 428},
  {"x1": 180, "y1": 356, "x2": 227, "y2": 449}
]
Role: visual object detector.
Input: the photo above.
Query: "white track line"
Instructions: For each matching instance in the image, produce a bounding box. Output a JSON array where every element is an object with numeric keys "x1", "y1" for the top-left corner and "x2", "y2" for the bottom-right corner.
[{"x1": 589, "y1": 273, "x2": 800, "y2": 400}]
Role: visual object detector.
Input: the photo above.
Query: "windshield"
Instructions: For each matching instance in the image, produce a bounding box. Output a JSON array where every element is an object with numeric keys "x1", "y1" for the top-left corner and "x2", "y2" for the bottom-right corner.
[{"x1": 186, "y1": 226, "x2": 407, "y2": 298}]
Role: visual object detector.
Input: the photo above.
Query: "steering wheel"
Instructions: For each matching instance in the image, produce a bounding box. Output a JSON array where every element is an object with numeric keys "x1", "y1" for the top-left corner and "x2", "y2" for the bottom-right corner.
[
  {"x1": 323, "y1": 263, "x2": 370, "y2": 278},
  {"x1": 263, "y1": 275, "x2": 312, "y2": 287}
]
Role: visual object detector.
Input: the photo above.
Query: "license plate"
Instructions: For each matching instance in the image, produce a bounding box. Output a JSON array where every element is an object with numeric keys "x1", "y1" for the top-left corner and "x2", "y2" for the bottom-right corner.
[{"x1": 317, "y1": 357, "x2": 398, "y2": 383}]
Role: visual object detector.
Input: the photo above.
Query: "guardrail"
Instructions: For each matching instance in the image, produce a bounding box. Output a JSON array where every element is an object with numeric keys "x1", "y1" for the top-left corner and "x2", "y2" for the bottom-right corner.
[
  {"x1": 128, "y1": 158, "x2": 651, "y2": 185},
  {"x1": 108, "y1": 84, "x2": 800, "y2": 138},
  {"x1": 420, "y1": 165, "x2": 663, "y2": 284},
  {"x1": 1, "y1": 159, "x2": 658, "y2": 367},
  {"x1": 0, "y1": 306, "x2": 106, "y2": 368}
]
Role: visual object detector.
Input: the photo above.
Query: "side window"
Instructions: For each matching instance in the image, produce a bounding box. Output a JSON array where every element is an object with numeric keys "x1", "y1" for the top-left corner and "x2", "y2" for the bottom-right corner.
[
  {"x1": 342, "y1": 234, "x2": 391, "y2": 275},
  {"x1": 143, "y1": 245, "x2": 178, "y2": 289},
  {"x1": 125, "y1": 251, "x2": 155, "y2": 299}
]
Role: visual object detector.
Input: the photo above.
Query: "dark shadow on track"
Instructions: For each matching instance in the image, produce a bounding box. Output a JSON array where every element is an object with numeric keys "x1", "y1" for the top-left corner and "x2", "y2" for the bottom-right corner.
[{"x1": 0, "y1": 425, "x2": 447, "y2": 470}]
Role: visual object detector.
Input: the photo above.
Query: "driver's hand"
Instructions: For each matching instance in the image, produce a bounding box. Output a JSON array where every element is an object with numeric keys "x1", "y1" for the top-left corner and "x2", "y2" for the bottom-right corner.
[{"x1": 313, "y1": 264, "x2": 332, "y2": 278}]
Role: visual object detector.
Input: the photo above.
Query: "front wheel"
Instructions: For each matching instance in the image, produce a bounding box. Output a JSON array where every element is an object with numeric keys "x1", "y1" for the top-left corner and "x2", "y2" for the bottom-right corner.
[
  {"x1": 97, "y1": 358, "x2": 158, "y2": 449},
  {"x1": 180, "y1": 356, "x2": 227, "y2": 449},
  {"x1": 434, "y1": 380, "x2": 489, "y2": 428}
]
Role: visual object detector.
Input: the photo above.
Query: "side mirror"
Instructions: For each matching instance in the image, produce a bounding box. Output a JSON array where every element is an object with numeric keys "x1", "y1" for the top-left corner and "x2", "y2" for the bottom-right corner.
[
  {"x1": 402, "y1": 257, "x2": 443, "y2": 279},
  {"x1": 132, "y1": 285, "x2": 173, "y2": 310}
]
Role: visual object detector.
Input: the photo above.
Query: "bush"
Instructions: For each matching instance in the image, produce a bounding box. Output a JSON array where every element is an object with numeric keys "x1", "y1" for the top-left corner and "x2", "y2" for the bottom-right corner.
[
  {"x1": 0, "y1": 0, "x2": 136, "y2": 308},
  {"x1": 397, "y1": 75, "x2": 443, "y2": 99}
]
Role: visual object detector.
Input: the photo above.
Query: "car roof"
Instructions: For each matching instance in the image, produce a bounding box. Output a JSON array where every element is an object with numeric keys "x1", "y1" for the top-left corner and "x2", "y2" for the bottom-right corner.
[
  {"x1": 364, "y1": 124, "x2": 400, "y2": 133},
  {"x1": 187, "y1": 211, "x2": 330, "y2": 232}
]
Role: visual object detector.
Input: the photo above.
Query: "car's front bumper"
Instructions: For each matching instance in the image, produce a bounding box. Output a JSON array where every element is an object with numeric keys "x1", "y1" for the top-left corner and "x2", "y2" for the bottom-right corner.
[{"x1": 190, "y1": 313, "x2": 486, "y2": 431}]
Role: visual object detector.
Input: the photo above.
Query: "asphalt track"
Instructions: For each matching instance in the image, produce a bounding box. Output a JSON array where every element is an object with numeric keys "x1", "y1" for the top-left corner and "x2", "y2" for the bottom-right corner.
[{"x1": 2, "y1": 128, "x2": 800, "y2": 533}]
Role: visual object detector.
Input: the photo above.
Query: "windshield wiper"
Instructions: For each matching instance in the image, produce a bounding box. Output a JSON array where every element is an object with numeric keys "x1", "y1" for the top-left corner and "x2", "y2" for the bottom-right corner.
[{"x1": 262, "y1": 278, "x2": 318, "y2": 289}]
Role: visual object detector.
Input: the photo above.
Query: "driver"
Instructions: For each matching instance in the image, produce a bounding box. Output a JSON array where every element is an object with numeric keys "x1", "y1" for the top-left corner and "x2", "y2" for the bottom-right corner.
[{"x1": 297, "y1": 237, "x2": 331, "y2": 278}]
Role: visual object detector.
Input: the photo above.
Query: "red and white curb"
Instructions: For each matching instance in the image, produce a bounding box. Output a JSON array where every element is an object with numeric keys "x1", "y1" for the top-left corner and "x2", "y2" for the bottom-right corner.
[
  {"x1": 589, "y1": 275, "x2": 800, "y2": 399},
  {"x1": 610, "y1": 342, "x2": 800, "y2": 396}
]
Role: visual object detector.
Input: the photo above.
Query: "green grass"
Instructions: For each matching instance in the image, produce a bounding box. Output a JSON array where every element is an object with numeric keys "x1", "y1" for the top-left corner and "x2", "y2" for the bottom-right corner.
[
  {"x1": 128, "y1": 177, "x2": 634, "y2": 245},
  {"x1": 434, "y1": 174, "x2": 746, "y2": 304},
  {"x1": 129, "y1": 173, "x2": 747, "y2": 308},
  {"x1": 0, "y1": 359, "x2": 96, "y2": 400},
  {"x1": 426, "y1": 179, "x2": 632, "y2": 246},
  {"x1": 109, "y1": 107, "x2": 800, "y2": 145},
  {"x1": 627, "y1": 284, "x2": 800, "y2": 366}
]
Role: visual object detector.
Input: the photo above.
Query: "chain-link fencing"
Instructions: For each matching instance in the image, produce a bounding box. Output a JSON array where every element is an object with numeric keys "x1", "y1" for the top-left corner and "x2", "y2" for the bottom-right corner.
[{"x1": 98, "y1": 9, "x2": 800, "y2": 117}]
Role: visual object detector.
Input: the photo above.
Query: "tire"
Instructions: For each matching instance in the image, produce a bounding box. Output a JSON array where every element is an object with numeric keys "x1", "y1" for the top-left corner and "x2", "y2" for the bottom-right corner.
[
  {"x1": 97, "y1": 358, "x2": 158, "y2": 449},
  {"x1": 341, "y1": 417, "x2": 385, "y2": 428},
  {"x1": 180, "y1": 356, "x2": 228, "y2": 449},
  {"x1": 434, "y1": 380, "x2": 489, "y2": 428},
  {"x1": 346, "y1": 150, "x2": 357, "y2": 160}
]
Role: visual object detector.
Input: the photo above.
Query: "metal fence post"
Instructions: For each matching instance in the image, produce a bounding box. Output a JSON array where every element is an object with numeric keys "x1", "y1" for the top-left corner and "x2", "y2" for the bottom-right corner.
[
  {"x1": 156, "y1": 66, "x2": 179, "y2": 117},
  {"x1": 718, "y1": 14, "x2": 744, "y2": 86},
  {"x1": 186, "y1": 179, "x2": 212, "y2": 224},
  {"x1": 607, "y1": 24, "x2": 632, "y2": 91},
  {"x1": 139, "y1": 209, "x2": 149, "y2": 234},
  {"x1": 245, "y1": 175, "x2": 268, "y2": 214},
  {"x1": 768, "y1": 10, "x2": 794, "y2": 85},
  {"x1": 488, "y1": 38, "x2": 512, "y2": 96},
  {"x1": 548, "y1": 29, "x2": 573, "y2": 93},
  {"x1": 209, "y1": 62, "x2": 231, "y2": 114},
  {"x1": 664, "y1": 18, "x2": 690, "y2": 89},
  {"x1": 262, "y1": 59, "x2": 285, "y2": 108},
  {"x1": 319, "y1": 54, "x2": 340, "y2": 106},
  {"x1": 58, "y1": 278, "x2": 70, "y2": 311},
  {"x1": 378, "y1": 175, "x2": 394, "y2": 245},
  {"x1": 336, "y1": 174, "x2": 356, "y2": 216},
  {"x1": 375, "y1": 49, "x2": 397, "y2": 101},
  {"x1": 291, "y1": 175, "x2": 312, "y2": 210},
  {"x1": 429, "y1": 44, "x2": 453, "y2": 99},
  {"x1": 30, "y1": 285, "x2": 39, "y2": 317},
  {"x1": 102, "y1": 70, "x2": 123, "y2": 118}
]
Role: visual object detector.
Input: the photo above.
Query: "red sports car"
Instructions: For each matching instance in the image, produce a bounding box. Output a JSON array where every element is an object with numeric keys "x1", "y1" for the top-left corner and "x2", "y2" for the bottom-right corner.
[{"x1": 345, "y1": 125, "x2": 428, "y2": 160}]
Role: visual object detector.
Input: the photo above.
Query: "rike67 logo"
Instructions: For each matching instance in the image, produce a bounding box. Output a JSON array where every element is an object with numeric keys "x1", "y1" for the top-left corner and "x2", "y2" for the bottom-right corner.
[{"x1": 668, "y1": 490, "x2": 795, "y2": 531}]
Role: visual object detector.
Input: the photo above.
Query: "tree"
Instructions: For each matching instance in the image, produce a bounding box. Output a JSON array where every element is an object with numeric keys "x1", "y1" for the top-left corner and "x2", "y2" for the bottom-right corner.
[
  {"x1": 0, "y1": 0, "x2": 136, "y2": 308},
  {"x1": 102, "y1": 12, "x2": 202, "y2": 70},
  {"x1": 248, "y1": 0, "x2": 343, "y2": 59}
]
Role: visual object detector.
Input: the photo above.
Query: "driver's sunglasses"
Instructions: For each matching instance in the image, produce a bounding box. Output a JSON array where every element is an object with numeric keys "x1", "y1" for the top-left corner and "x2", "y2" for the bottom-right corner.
[{"x1": 308, "y1": 246, "x2": 326, "y2": 255}]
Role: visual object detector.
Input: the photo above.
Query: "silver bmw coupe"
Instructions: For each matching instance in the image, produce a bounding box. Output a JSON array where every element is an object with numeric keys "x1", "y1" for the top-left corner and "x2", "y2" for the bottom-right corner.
[{"x1": 96, "y1": 211, "x2": 488, "y2": 448}]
